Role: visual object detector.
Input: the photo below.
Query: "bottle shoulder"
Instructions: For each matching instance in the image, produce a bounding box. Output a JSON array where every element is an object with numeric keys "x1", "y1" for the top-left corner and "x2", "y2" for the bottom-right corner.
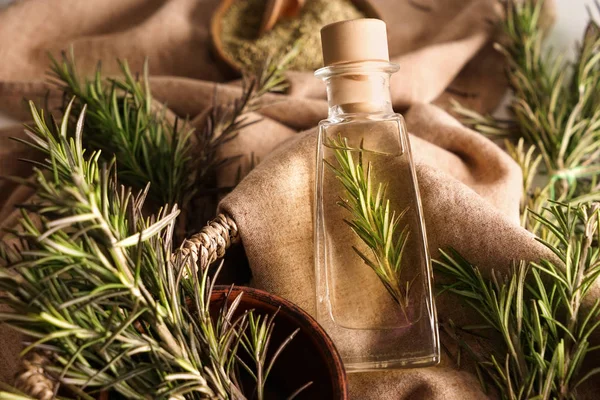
[{"x1": 318, "y1": 112, "x2": 404, "y2": 127}]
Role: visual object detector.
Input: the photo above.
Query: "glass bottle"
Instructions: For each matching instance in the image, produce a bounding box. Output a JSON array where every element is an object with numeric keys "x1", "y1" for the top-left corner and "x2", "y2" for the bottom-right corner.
[{"x1": 314, "y1": 19, "x2": 439, "y2": 371}]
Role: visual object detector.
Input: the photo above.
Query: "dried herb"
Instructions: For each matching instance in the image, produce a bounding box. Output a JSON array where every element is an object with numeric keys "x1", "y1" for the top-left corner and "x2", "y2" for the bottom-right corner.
[{"x1": 221, "y1": 0, "x2": 364, "y2": 72}]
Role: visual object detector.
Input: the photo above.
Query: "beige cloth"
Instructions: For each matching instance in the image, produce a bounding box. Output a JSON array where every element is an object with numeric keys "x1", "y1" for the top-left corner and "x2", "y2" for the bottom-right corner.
[{"x1": 1, "y1": 0, "x2": 589, "y2": 399}]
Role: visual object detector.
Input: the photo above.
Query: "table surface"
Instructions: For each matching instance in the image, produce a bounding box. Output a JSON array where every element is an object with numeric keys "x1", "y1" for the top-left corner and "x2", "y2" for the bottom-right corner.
[{"x1": 0, "y1": 0, "x2": 595, "y2": 129}]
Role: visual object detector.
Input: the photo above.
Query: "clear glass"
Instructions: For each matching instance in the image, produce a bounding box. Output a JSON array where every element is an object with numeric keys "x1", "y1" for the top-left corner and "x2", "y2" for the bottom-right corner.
[{"x1": 314, "y1": 61, "x2": 440, "y2": 371}]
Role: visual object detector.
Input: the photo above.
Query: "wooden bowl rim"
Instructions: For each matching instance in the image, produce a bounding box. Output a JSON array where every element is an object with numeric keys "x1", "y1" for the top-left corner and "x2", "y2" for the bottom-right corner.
[
  {"x1": 210, "y1": 0, "x2": 241, "y2": 74},
  {"x1": 209, "y1": 0, "x2": 383, "y2": 75},
  {"x1": 212, "y1": 285, "x2": 349, "y2": 399}
]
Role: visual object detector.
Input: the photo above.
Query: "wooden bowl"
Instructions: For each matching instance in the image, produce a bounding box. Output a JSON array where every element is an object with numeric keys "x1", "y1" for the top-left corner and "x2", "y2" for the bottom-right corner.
[
  {"x1": 211, "y1": 285, "x2": 348, "y2": 399},
  {"x1": 210, "y1": 0, "x2": 382, "y2": 77}
]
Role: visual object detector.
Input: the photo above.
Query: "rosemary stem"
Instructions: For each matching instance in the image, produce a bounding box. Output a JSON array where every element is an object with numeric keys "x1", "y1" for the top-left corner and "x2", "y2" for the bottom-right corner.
[
  {"x1": 559, "y1": 210, "x2": 594, "y2": 397},
  {"x1": 383, "y1": 258, "x2": 410, "y2": 321},
  {"x1": 257, "y1": 359, "x2": 264, "y2": 400}
]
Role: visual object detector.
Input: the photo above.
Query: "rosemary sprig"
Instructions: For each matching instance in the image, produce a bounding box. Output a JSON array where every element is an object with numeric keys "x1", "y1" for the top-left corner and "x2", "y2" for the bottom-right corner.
[
  {"x1": 325, "y1": 135, "x2": 413, "y2": 318},
  {"x1": 454, "y1": 0, "x2": 600, "y2": 202},
  {"x1": 0, "y1": 101, "x2": 307, "y2": 399},
  {"x1": 236, "y1": 311, "x2": 310, "y2": 400},
  {"x1": 49, "y1": 46, "x2": 298, "y2": 238},
  {"x1": 451, "y1": 99, "x2": 516, "y2": 138},
  {"x1": 435, "y1": 202, "x2": 600, "y2": 399},
  {"x1": 50, "y1": 53, "x2": 194, "y2": 209},
  {"x1": 503, "y1": 138, "x2": 554, "y2": 237},
  {"x1": 439, "y1": 2, "x2": 600, "y2": 398},
  {"x1": 195, "y1": 42, "x2": 300, "y2": 192}
]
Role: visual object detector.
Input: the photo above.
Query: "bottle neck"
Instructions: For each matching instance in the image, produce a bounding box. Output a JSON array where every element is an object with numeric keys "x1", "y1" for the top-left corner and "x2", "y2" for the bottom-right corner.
[{"x1": 316, "y1": 61, "x2": 398, "y2": 120}]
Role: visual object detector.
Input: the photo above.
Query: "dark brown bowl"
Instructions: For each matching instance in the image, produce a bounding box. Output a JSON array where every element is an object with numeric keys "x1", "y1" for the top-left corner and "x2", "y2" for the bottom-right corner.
[{"x1": 211, "y1": 285, "x2": 348, "y2": 399}]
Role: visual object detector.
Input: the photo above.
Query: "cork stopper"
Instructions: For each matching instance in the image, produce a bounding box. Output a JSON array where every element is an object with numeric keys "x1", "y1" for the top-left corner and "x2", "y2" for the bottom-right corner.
[{"x1": 320, "y1": 19, "x2": 389, "y2": 66}]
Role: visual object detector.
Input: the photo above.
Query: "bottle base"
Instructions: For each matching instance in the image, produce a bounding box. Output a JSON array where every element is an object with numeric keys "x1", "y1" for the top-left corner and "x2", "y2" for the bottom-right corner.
[{"x1": 344, "y1": 354, "x2": 440, "y2": 372}]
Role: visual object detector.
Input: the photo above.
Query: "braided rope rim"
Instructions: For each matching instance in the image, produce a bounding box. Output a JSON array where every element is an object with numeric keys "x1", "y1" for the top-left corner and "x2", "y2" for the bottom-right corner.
[{"x1": 14, "y1": 213, "x2": 239, "y2": 399}]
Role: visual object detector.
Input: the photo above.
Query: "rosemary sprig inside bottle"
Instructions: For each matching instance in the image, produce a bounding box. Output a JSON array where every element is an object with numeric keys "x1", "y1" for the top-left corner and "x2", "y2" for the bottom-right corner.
[{"x1": 325, "y1": 135, "x2": 414, "y2": 319}]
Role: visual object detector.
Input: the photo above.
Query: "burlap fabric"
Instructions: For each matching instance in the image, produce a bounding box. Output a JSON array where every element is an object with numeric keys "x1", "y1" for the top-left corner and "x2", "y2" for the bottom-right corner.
[{"x1": 3, "y1": 0, "x2": 592, "y2": 399}]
